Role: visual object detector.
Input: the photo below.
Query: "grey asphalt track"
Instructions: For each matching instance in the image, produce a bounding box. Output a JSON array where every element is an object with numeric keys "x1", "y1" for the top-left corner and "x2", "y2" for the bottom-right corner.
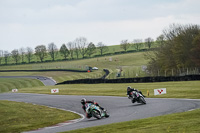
[
  {"x1": 0, "y1": 76, "x2": 56, "y2": 86},
  {"x1": 0, "y1": 93, "x2": 200, "y2": 133}
]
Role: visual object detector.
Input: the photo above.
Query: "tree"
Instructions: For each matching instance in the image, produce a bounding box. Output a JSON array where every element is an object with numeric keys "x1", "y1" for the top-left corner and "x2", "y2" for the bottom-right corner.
[
  {"x1": 48, "y1": 42, "x2": 58, "y2": 61},
  {"x1": 132, "y1": 39, "x2": 142, "y2": 51},
  {"x1": 147, "y1": 23, "x2": 200, "y2": 75},
  {"x1": 87, "y1": 42, "x2": 96, "y2": 57},
  {"x1": 74, "y1": 42, "x2": 79, "y2": 59},
  {"x1": 67, "y1": 41, "x2": 74, "y2": 59},
  {"x1": 35, "y1": 45, "x2": 47, "y2": 62},
  {"x1": 4, "y1": 51, "x2": 9, "y2": 65},
  {"x1": 26, "y1": 47, "x2": 33, "y2": 63},
  {"x1": 156, "y1": 34, "x2": 165, "y2": 47},
  {"x1": 60, "y1": 44, "x2": 69, "y2": 60},
  {"x1": 97, "y1": 42, "x2": 108, "y2": 56},
  {"x1": 11, "y1": 49, "x2": 20, "y2": 64},
  {"x1": 145, "y1": 37, "x2": 154, "y2": 49},
  {"x1": 74, "y1": 37, "x2": 88, "y2": 58},
  {"x1": 0, "y1": 50, "x2": 3, "y2": 65},
  {"x1": 19, "y1": 47, "x2": 25, "y2": 63},
  {"x1": 191, "y1": 34, "x2": 200, "y2": 67},
  {"x1": 120, "y1": 39, "x2": 130, "y2": 52}
]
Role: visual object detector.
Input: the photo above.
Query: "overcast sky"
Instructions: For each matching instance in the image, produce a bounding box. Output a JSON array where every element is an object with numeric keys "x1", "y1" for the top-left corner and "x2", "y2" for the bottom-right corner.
[{"x1": 0, "y1": 0, "x2": 200, "y2": 51}]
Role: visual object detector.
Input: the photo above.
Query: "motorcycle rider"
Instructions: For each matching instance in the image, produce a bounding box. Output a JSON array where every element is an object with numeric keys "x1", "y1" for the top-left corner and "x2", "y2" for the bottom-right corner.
[
  {"x1": 81, "y1": 98, "x2": 105, "y2": 118},
  {"x1": 127, "y1": 86, "x2": 145, "y2": 99}
]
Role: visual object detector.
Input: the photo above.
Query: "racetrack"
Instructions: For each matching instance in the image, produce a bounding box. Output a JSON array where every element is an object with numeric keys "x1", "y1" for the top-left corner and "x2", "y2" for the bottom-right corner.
[
  {"x1": 0, "y1": 76, "x2": 56, "y2": 86},
  {"x1": 0, "y1": 93, "x2": 200, "y2": 133}
]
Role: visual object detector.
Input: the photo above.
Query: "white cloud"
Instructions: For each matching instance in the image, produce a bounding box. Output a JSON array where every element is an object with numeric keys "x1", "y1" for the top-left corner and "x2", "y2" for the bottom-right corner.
[{"x1": 0, "y1": 0, "x2": 200, "y2": 51}]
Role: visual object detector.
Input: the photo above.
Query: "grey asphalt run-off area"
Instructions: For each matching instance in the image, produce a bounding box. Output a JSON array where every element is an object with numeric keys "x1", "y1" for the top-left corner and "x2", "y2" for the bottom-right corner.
[{"x1": 0, "y1": 93, "x2": 200, "y2": 133}]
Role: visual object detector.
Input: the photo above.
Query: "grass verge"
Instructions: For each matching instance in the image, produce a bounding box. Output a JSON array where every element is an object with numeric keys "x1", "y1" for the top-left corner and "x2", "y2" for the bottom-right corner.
[
  {"x1": 19, "y1": 81, "x2": 200, "y2": 99},
  {"x1": 0, "y1": 100, "x2": 81, "y2": 133},
  {"x1": 63, "y1": 109, "x2": 200, "y2": 133},
  {"x1": 0, "y1": 78, "x2": 44, "y2": 93}
]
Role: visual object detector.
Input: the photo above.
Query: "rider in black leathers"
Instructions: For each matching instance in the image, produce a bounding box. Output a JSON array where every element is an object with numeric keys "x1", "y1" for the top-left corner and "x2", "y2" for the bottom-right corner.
[{"x1": 127, "y1": 86, "x2": 145, "y2": 100}]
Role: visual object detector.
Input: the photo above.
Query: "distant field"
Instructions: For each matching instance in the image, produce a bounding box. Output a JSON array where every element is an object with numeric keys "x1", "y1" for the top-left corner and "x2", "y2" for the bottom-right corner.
[
  {"x1": 0, "y1": 52, "x2": 148, "y2": 70},
  {"x1": 0, "y1": 78, "x2": 44, "y2": 93},
  {"x1": 0, "y1": 42, "x2": 158, "y2": 65},
  {"x1": 0, "y1": 51, "x2": 149, "y2": 82},
  {"x1": 19, "y1": 81, "x2": 200, "y2": 99}
]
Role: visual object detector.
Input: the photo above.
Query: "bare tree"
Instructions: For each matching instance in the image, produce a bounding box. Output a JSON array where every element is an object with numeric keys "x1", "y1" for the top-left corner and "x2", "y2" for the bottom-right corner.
[
  {"x1": 97, "y1": 42, "x2": 108, "y2": 56},
  {"x1": 145, "y1": 37, "x2": 154, "y2": 49},
  {"x1": 67, "y1": 41, "x2": 74, "y2": 59},
  {"x1": 60, "y1": 44, "x2": 69, "y2": 60},
  {"x1": 0, "y1": 50, "x2": 3, "y2": 65},
  {"x1": 120, "y1": 39, "x2": 130, "y2": 52},
  {"x1": 74, "y1": 37, "x2": 88, "y2": 58},
  {"x1": 133, "y1": 39, "x2": 143, "y2": 51},
  {"x1": 4, "y1": 51, "x2": 9, "y2": 65},
  {"x1": 87, "y1": 42, "x2": 96, "y2": 57},
  {"x1": 48, "y1": 42, "x2": 58, "y2": 61},
  {"x1": 74, "y1": 42, "x2": 79, "y2": 59},
  {"x1": 11, "y1": 49, "x2": 20, "y2": 64},
  {"x1": 26, "y1": 47, "x2": 33, "y2": 63},
  {"x1": 35, "y1": 45, "x2": 47, "y2": 62},
  {"x1": 19, "y1": 47, "x2": 25, "y2": 63}
]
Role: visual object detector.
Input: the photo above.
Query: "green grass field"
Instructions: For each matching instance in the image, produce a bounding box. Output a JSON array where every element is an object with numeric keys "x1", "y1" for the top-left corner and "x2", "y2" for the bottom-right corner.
[
  {"x1": 0, "y1": 100, "x2": 80, "y2": 133},
  {"x1": 0, "y1": 42, "x2": 158, "y2": 65},
  {"x1": 64, "y1": 109, "x2": 200, "y2": 133},
  {"x1": 17, "y1": 81, "x2": 200, "y2": 99},
  {"x1": 0, "y1": 45, "x2": 199, "y2": 133},
  {"x1": 0, "y1": 78, "x2": 44, "y2": 93},
  {"x1": 0, "y1": 51, "x2": 149, "y2": 82}
]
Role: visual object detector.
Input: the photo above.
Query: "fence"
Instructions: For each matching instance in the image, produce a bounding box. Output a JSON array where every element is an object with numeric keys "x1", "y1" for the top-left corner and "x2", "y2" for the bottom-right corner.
[
  {"x1": 107, "y1": 67, "x2": 200, "y2": 79},
  {"x1": 56, "y1": 75, "x2": 200, "y2": 84}
]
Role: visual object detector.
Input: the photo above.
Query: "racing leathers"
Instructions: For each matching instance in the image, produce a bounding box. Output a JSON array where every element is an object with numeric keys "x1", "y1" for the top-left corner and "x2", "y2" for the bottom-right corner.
[{"x1": 82, "y1": 100, "x2": 104, "y2": 118}]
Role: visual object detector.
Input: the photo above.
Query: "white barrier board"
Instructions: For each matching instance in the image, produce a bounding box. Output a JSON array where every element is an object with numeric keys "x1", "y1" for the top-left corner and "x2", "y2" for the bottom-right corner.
[
  {"x1": 154, "y1": 88, "x2": 166, "y2": 95},
  {"x1": 12, "y1": 89, "x2": 18, "y2": 92},
  {"x1": 51, "y1": 88, "x2": 59, "y2": 93}
]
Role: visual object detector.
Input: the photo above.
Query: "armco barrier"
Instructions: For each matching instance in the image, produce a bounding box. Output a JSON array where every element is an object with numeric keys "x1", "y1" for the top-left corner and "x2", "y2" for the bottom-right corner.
[{"x1": 56, "y1": 75, "x2": 200, "y2": 85}]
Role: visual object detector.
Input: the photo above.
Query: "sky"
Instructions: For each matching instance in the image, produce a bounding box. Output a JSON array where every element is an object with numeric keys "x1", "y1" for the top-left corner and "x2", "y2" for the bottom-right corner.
[{"x1": 0, "y1": 0, "x2": 200, "y2": 52}]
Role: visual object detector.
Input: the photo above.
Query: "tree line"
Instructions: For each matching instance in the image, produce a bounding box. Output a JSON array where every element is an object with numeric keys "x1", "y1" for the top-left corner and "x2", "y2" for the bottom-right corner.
[
  {"x1": 145, "y1": 23, "x2": 200, "y2": 76},
  {"x1": 0, "y1": 37, "x2": 110, "y2": 65},
  {"x1": 0, "y1": 36, "x2": 157, "y2": 65}
]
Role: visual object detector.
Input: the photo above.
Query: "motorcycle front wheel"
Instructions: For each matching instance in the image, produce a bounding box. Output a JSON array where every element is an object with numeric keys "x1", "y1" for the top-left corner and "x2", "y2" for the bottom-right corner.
[
  {"x1": 139, "y1": 97, "x2": 146, "y2": 104},
  {"x1": 92, "y1": 110, "x2": 101, "y2": 119}
]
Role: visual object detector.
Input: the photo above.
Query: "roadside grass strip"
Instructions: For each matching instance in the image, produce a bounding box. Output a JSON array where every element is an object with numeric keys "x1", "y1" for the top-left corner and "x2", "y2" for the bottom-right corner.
[
  {"x1": 19, "y1": 81, "x2": 200, "y2": 99},
  {"x1": 0, "y1": 100, "x2": 81, "y2": 133},
  {"x1": 63, "y1": 109, "x2": 200, "y2": 133}
]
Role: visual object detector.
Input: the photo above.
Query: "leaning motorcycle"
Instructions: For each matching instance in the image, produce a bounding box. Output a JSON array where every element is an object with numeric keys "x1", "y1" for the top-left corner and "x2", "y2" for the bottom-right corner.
[
  {"x1": 85, "y1": 103, "x2": 109, "y2": 119},
  {"x1": 129, "y1": 91, "x2": 146, "y2": 104}
]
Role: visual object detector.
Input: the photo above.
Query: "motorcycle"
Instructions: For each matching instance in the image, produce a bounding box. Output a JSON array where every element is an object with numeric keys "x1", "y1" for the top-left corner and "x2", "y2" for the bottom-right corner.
[
  {"x1": 85, "y1": 103, "x2": 109, "y2": 119},
  {"x1": 129, "y1": 91, "x2": 146, "y2": 104}
]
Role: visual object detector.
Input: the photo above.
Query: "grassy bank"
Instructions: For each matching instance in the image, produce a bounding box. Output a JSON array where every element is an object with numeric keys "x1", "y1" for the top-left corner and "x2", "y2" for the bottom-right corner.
[
  {"x1": 0, "y1": 51, "x2": 148, "y2": 82},
  {"x1": 0, "y1": 100, "x2": 81, "y2": 133},
  {"x1": 64, "y1": 109, "x2": 200, "y2": 133},
  {"x1": 19, "y1": 81, "x2": 200, "y2": 99},
  {"x1": 0, "y1": 78, "x2": 44, "y2": 93}
]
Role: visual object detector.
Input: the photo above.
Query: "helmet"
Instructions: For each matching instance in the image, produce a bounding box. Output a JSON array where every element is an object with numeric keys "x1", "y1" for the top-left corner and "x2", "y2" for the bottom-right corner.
[
  {"x1": 81, "y1": 98, "x2": 86, "y2": 105},
  {"x1": 127, "y1": 86, "x2": 131, "y2": 91}
]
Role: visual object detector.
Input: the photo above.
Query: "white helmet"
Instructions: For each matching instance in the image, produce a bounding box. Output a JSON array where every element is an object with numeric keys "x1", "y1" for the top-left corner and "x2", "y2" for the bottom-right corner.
[{"x1": 81, "y1": 98, "x2": 86, "y2": 105}]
